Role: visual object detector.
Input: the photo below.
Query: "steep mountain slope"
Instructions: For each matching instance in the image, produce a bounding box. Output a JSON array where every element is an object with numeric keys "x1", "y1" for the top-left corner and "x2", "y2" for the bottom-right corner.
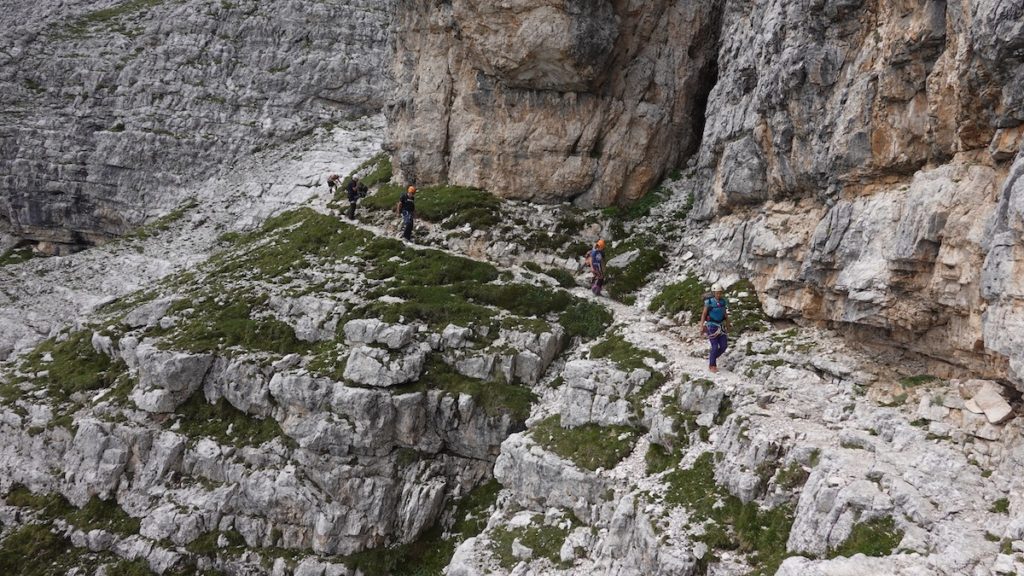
[{"x1": 1, "y1": 142, "x2": 1022, "y2": 576}]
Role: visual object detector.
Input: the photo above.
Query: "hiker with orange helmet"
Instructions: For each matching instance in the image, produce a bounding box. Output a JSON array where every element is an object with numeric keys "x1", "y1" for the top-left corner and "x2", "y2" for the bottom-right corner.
[
  {"x1": 397, "y1": 185, "x2": 417, "y2": 242},
  {"x1": 586, "y1": 239, "x2": 607, "y2": 296}
]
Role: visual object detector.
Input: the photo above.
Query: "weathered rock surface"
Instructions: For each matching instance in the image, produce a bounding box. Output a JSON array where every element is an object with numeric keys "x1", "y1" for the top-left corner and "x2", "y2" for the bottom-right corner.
[
  {"x1": 0, "y1": 0, "x2": 393, "y2": 249},
  {"x1": 387, "y1": 0, "x2": 722, "y2": 206}
]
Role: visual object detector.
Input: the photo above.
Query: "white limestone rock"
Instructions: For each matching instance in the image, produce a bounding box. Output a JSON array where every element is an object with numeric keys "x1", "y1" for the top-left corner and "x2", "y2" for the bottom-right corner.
[
  {"x1": 342, "y1": 345, "x2": 427, "y2": 388},
  {"x1": 343, "y1": 319, "x2": 415, "y2": 350},
  {"x1": 972, "y1": 381, "x2": 1015, "y2": 424},
  {"x1": 559, "y1": 360, "x2": 648, "y2": 428},
  {"x1": 130, "y1": 342, "x2": 214, "y2": 413},
  {"x1": 123, "y1": 299, "x2": 176, "y2": 329},
  {"x1": 270, "y1": 295, "x2": 343, "y2": 343},
  {"x1": 442, "y1": 324, "x2": 474, "y2": 349}
]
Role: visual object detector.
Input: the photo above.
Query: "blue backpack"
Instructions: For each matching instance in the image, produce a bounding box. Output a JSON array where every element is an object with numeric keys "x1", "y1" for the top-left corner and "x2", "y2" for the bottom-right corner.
[{"x1": 705, "y1": 297, "x2": 727, "y2": 323}]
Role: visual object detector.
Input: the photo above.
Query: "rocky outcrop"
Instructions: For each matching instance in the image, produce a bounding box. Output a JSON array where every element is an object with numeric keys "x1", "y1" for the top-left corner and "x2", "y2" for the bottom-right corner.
[
  {"x1": 677, "y1": 0, "x2": 1024, "y2": 382},
  {"x1": 386, "y1": 0, "x2": 723, "y2": 206},
  {"x1": 0, "y1": 0, "x2": 393, "y2": 249}
]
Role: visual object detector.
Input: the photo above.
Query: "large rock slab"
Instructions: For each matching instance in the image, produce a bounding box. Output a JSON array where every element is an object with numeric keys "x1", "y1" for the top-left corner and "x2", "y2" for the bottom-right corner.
[
  {"x1": 130, "y1": 342, "x2": 214, "y2": 413},
  {"x1": 342, "y1": 345, "x2": 427, "y2": 388}
]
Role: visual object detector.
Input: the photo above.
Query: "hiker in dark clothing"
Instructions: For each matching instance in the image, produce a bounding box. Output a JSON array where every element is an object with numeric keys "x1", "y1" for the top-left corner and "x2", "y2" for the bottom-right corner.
[
  {"x1": 345, "y1": 177, "x2": 361, "y2": 220},
  {"x1": 397, "y1": 185, "x2": 416, "y2": 241},
  {"x1": 700, "y1": 283, "x2": 730, "y2": 373},
  {"x1": 586, "y1": 239, "x2": 606, "y2": 296}
]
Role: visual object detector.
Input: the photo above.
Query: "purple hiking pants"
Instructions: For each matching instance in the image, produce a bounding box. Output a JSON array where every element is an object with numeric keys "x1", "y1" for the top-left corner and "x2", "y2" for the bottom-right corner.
[{"x1": 709, "y1": 333, "x2": 728, "y2": 367}]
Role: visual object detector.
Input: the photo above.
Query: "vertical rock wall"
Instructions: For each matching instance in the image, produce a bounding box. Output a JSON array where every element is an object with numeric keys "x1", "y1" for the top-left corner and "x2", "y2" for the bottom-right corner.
[
  {"x1": 689, "y1": 0, "x2": 1024, "y2": 384},
  {"x1": 0, "y1": 0, "x2": 393, "y2": 250},
  {"x1": 386, "y1": 0, "x2": 723, "y2": 206}
]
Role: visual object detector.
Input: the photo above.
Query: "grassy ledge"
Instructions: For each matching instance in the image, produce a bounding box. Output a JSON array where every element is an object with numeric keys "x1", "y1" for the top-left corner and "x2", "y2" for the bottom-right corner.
[
  {"x1": 663, "y1": 453, "x2": 795, "y2": 575},
  {"x1": 362, "y1": 184, "x2": 502, "y2": 230},
  {"x1": 531, "y1": 415, "x2": 638, "y2": 471}
]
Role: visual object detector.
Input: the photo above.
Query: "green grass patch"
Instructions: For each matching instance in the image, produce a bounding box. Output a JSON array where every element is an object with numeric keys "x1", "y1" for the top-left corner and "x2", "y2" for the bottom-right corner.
[
  {"x1": 531, "y1": 415, "x2": 638, "y2": 471},
  {"x1": 649, "y1": 277, "x2": 768, "y2": 334},
  {"x1": 5, "y1": 485, "x2": 73, "y2": 518},
  {"x1": 66, "y1": 497, "x2": 142, "y2": 536},
  {"x1": 648, "y1": 274, "x2": 704, "y2": 320},
  {"x1": 827, "y1": 516, "x2": 904, "y2": 559},
  {"x1": 589, "y1": 334, "x2": 665, "y2": 371},
  {"x1": 396, "y1": 358, "x2": 536, "y2": 421},
  {"x1": 727, "y1": 279, "x2": 770, "y2": 335},
  {"x1": 330, "y1": 152, "x2": 393, "y2": 206},
  {"x1": 589, "y1": 334, "x2": 667, "y2": 417},
  {"x1": 603, "y1": 187, "x2": 669, "y2": 223},
  {"x1": 0, "y1": 524, "x2": 75, "y2": 575},
  {"x1": 523, "y1": 262, "x2": 576, "y2": 288},
  {"x1": 501, "y1": 317, "x2": 553, "y2": 336},
  {"x1": 0, "y1": 523, "x2": 155, "y2": 576},
  {"x1": 186, "y1": 529, "x2": 247, "y2": 556},
  {"x1": 365, "y1": 285, "x2": 496, "y2": 330},
  {"x1": 5, "y1": 485, "x2": 139, "y2": 537},
  {"x1": 362, "y1": 185, "x2": 502, "y2": 230},
  {"x1": 490, "y1": 521, "x2": 573, "y2": 570},
  {"x1": 558, "y1": 301, "x2": 613, "y2": 340},
  {"x1": 61, "y1": 0, "x2": 166, "y2": 38},
  {"x1": 990, "y1": 498, "x2": 1010, "y2": 514},
  {"x1": 606, "y1": 248, "x2": 666, "y2": 300},
  {"x1": 0, "y1": 246, "x2": 39, "y2": 267},
  {"x1": 160, "y1": 292, "x2": 309, "y2": 356},
  {"x1": 8, "y1": 331, "x2": 129, "y2": 427},
  {"x1": 173, "y1": 392, "x2": 289, "y2": 448},
  {"x1": 663, "y1": 453, "x2": 795, "y2": 575},
  {"x1": 465, "y1": 283, "x2": 573, "y2": 317},
  {"x1": 132, "y1": 199, "x2": 198, "y2": 240},
  {"x1": 646, "y1": 443, "x2": 680, "y2": 474},
  {"x1": 774, "y1": 461, "x2": 810, "y2": 490},
  {"x1": 370, "y1": 244, "x2": 499, "y2": 286},
  {"x1": 209, "y1": 208, "x2": 375, "y2": 279},
  {"x1": 899, "y1": 374, "x2": 939, "y2": 388}
]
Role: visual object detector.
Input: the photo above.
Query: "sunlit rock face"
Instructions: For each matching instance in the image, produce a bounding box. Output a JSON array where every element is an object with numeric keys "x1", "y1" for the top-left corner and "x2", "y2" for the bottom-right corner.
[{"x1": 386, "y1": 0, "x2": 723, "y2": 207}]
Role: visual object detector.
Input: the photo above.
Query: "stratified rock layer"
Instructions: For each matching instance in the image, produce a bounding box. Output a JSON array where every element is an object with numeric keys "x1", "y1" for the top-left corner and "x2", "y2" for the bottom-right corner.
[{"x1": 0, "y1": 0, "x2": 393, "y2": 249}]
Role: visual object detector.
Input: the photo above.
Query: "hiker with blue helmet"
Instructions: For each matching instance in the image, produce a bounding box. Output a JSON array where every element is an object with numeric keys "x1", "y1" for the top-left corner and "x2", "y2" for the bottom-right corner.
[{"x1": 700, "y1": 283, "x2": 730, "y2": 373}]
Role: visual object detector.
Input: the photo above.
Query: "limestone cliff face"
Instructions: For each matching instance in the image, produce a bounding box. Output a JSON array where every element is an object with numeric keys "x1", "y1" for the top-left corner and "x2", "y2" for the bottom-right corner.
[
  {"x1": 687, "y1": 0, "x2": 1024, "y2": 386},
  {"x1": 390, "y1": 0, "x2": 1024, "y2": 384},
  {"x1": 0, "y1": 0, "x2": 392, "y2": 251},
  {"x1": 386, "y1": 0, "x2": 722, "y2": 206}
]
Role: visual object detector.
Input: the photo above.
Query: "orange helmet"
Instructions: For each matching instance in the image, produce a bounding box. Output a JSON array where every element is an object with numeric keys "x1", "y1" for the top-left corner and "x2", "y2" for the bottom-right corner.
[
  {"x1": 408, "y1": 186, "x2": 417, "y2": 194},
  {"x1": 596, "y1": 239, "x2": 606, "y2": 250}
]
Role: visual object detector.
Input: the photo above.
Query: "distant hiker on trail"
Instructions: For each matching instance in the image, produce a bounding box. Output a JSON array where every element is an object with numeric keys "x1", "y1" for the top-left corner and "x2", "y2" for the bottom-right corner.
[
  {"x1": 345, "y1": 177, "x2": 361, "y2": 220},
  {"x1": 327, "y1": 174, "x2": 341, "y2": 194},
  {"x1": 396, "y1": 185, "x2": 416, "y2": 242},
  {"x1": 700, "y1": 284, "x2": 730, "y2": 373},
  {"x1": 585, "y1": 239, "x2": 606, "y2": 296}
]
